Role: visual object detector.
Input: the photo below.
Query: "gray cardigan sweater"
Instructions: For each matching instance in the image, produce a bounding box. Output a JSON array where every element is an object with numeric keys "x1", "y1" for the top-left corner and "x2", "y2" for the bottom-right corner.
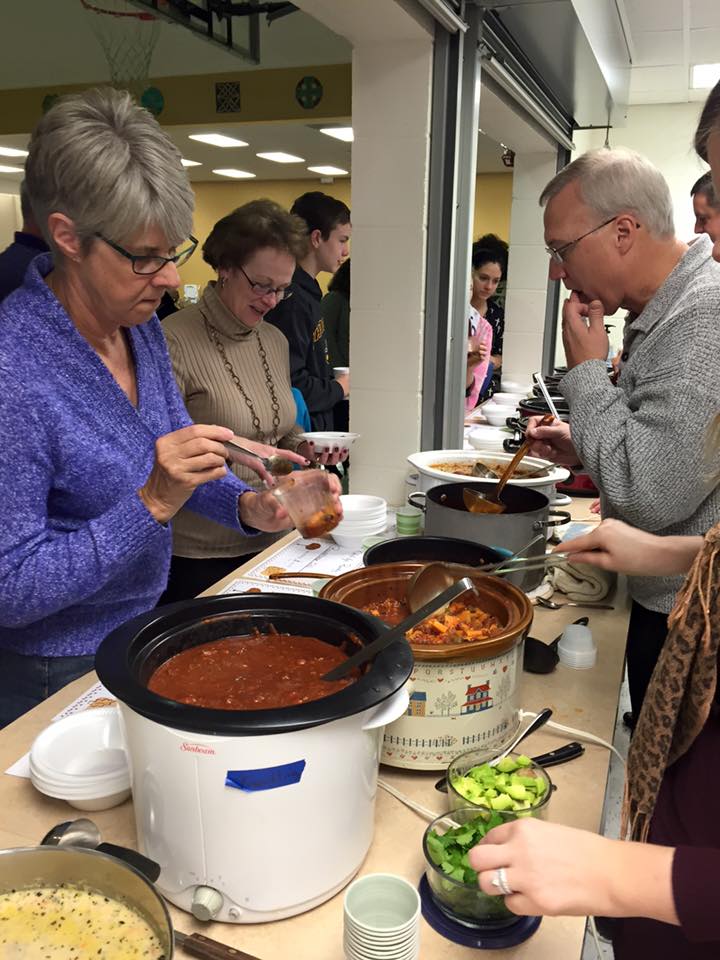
[{"x1": 561, "y1": 235, "x2": 720, "y2": 614}]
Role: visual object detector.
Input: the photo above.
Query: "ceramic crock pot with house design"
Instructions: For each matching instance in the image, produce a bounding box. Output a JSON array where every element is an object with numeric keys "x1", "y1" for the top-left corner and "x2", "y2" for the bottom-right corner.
[
  {"x1": 95, "y1": 594, "x2": 412, "y2": 924},
  {"x1": 320, "y1": 563, "x2": 533, "y2": 771}
]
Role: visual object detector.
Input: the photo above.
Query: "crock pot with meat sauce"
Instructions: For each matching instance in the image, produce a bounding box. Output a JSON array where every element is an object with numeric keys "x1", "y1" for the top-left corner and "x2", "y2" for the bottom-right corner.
[
  {"x1": 147, "y1": 630, "x2": 357, "y2": 710},
  {"x1": 362, "y1": 596, "x2": 500, "y2": 645}
]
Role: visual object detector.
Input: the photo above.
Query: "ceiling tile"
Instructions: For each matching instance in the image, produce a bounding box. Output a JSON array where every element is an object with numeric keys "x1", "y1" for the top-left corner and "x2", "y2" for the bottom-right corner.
[
  {"x1": 689, "y1": 27, "x2": 720, "y2": 62},
  {"x1": 690, "y1": 0, "x2": 720, "y2": 29},
  {"x1": 628, "y1": 64, "x2": 689, "y2": 91},
  {"x1": 632, "y1": 30, "x2": 684, "y2": 66},
  {"x1": 626, "y1": 0, "x2": 683, "y2": 34}
]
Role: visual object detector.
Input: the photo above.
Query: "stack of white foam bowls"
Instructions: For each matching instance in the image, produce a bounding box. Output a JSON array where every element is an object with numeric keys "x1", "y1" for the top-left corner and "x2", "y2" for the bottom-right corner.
[
  {"x1": 331, "y1": 495, "x2": 388, "y2": 550},
  {"x1": 29, "y1": 707, "x2": 131, "y2": 810},
  {"x1": 343, "y1": 874, "x2": 421, "y2": 960}
]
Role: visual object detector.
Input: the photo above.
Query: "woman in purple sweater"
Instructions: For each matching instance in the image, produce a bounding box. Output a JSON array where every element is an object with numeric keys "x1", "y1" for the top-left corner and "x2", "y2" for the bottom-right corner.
[
  {"x1": 469, "y1": 83, "x2": 720, "y2": 956},
  {"x1": 0, "y1": 88, "x2": 318, "y2": 728}
]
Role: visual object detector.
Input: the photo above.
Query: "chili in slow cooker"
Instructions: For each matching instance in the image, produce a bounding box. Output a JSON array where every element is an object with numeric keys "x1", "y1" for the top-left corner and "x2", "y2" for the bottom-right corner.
[
  {"x1": 148, "y1": 632, "x2": 355, "y2": 709},
  {"x1": 362, "y1": 595, "x2": 500, "y2": 645}
]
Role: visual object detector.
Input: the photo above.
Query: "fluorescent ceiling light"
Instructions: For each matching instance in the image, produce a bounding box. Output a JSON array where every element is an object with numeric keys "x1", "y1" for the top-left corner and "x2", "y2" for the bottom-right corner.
[
  {"x1": 308, "y1": 165, "x2": 349, "y2": 176},
  {"x1": 0, "y1": 146, "x2": 27, "y2": 158},
  {"x1": 691, "y1": 63, "x2": 720, "y2": 89},
  {"x1": 319, "y1": 127, "x2": 354, "y2": 142},
  {"x1": 189, "y1": 133, "x2": 248, "y2": 148},
  {"x1": 181, "y1": 158, "x2": 202, "y2": 167},
  {"x1": 256, "y1": 151, "x2": 305, "y2": 163},
  {"x1": 213, "y1": 168, "x2": 256, "y2": 179},
  {"x1": 0, "y1": 164, "x2": 23, "y2": 173}
]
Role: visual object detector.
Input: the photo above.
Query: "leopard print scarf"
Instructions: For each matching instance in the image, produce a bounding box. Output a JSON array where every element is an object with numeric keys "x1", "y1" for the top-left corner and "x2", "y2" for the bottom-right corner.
[{"x1": 622, "y1": 522, "x2": 720, "y2": 842}]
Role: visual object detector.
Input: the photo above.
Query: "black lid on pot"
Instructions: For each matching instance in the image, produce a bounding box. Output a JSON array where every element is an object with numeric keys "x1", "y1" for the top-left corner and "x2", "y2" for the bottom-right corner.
[{"x1": 95, "y1": 593, "x2": 413, "y2": 736}]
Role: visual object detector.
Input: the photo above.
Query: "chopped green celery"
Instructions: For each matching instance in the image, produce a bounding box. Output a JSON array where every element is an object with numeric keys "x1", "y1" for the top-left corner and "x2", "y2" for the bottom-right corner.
[
  {"x1": 495, "y1": 757, "x2": 519, "y2": 773},
  {"x1": 516, "y1": 755, "x2": 532, "y2": 767},
  {"x1": 490, "y1": 793, "x2": 514, "y2": 811}
]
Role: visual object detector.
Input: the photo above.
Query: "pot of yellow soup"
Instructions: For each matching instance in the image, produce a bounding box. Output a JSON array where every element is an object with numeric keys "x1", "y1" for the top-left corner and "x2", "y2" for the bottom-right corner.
[{"x1": 0, "y1": 845, "x2": 172, "y2": 958}]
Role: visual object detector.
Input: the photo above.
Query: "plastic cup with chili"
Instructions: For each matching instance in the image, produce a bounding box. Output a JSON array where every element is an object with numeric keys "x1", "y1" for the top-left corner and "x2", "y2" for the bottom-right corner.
[{"x1": 272, "y1": 470, "x2": 342, "y2": 539}]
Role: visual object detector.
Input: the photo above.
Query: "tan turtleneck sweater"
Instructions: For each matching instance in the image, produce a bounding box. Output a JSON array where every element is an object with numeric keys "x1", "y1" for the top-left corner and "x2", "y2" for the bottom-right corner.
[{"x1": 163, "y1": 283, "x2": 302, "y2": 559}]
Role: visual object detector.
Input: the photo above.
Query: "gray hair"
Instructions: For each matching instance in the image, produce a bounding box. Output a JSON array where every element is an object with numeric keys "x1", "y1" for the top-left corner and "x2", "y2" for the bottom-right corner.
[
  {"x1": 25, "y1": 87, "x2": 193, "y2": 254},
  {"x1": 539, "y1": 147, "x2": 675, "y2": 239}
]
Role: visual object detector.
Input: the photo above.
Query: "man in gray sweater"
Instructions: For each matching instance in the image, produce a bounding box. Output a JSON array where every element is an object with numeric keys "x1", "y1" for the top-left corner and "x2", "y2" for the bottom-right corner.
[{"x1": 527, "y1": 148, "x2": 720, "y2": 718}]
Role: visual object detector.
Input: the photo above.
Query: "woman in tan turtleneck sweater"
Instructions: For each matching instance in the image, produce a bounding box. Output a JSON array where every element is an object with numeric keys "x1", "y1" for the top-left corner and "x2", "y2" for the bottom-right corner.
[{"x1": 160, "y1": 200, "x2": 348, "y2": 602}]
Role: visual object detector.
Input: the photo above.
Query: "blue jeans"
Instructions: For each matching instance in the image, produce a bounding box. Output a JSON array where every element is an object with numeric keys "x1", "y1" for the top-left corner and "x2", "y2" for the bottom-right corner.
[{"x1": 0, "y1": 648, "x2": 96, "y2": 729}]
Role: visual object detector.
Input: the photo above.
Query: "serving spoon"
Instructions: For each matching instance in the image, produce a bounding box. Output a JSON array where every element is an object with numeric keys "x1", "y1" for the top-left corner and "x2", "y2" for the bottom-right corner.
[
  {"x1": 321, "y1": 577, "x2": 476, "y2": 681},
  {"x1": 405, "y1": 534, "x2": 546, "y2": 612},
  {"x1": 463, "y1": 414, "x2": 555, "y2": 514},
  {"x1": 223, "y1": 439, "x2": 295, "y2": 477},
  {"x1": 536, "y1": 596, "x2": 614, "y2": 611}
]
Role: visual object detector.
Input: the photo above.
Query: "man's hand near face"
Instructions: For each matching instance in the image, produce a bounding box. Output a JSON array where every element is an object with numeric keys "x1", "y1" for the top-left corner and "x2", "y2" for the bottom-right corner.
[{"x1": 562, "y1": 291, "x2": 609, "y2": 369}]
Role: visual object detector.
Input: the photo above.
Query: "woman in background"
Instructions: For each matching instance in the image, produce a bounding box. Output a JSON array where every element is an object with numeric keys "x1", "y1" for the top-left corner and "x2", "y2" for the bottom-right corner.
[
  {"x1": 162, "y1": 200, "x2": 345, "y2": 603},
  {"x1": 471, "y1": 234, "x2": 508, "y2": 378}
]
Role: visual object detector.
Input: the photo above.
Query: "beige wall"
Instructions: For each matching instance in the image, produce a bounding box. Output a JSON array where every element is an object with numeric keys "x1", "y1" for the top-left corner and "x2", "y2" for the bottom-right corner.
[
  {"x1": 178, "y1": 178, "x2": 352, "y2": 292},
  {"x1": 180, "y1": 171, "x2": 512, "y2": 291},
  {"x1": 473, "y1": 172, "x2": 513, "y2": 242}
]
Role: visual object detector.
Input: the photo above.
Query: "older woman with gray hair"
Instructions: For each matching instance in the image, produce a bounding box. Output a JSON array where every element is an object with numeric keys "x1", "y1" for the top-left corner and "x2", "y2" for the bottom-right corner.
[{"x1": 0, "y1": 87, "x2": 319, "y2": 727}]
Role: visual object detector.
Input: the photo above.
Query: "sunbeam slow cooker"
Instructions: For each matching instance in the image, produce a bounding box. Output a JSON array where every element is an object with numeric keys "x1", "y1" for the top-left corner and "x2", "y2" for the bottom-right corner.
[{"x1": 95, "y1": 594, "x2": 412, "y2": 924}]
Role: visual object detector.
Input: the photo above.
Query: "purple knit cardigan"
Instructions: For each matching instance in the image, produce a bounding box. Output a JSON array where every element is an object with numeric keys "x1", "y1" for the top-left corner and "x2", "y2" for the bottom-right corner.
[{"x1": 0, "y1": 255, "x2": 255, "y2": 656}]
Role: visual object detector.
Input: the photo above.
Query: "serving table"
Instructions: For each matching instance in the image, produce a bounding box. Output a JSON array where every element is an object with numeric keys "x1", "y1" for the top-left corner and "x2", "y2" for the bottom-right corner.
[{"x1": 0, "y1": 500, "x2": 627, "y2": 960}]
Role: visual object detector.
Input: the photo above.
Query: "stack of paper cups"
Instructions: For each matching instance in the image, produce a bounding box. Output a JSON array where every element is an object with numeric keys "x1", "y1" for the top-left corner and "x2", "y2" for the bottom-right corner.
[
  {"x1": 343, "y1": 874, "x2": 421, "y2": 960},
  {"x1": 557, "y1": 623, "x2": 597, "y2": 669}
]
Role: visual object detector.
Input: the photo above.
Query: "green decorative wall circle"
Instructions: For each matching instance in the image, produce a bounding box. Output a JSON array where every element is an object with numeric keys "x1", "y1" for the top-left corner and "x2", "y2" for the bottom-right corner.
[
  {"x1": 295, "y1": 75, "x2": 323, "y2": 110},
  {"x1": 141, "y1": 86, "x2": 165, "y2": 117}
]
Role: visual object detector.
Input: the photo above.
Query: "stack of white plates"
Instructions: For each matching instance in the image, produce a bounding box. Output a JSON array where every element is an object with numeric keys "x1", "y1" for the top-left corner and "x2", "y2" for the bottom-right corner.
[
  {"x1": 331, "y1": 495, "x2": 388, "y2": 550},
  {"x1": 29, "y1": 707, "x2": 131, "y2": 811}
]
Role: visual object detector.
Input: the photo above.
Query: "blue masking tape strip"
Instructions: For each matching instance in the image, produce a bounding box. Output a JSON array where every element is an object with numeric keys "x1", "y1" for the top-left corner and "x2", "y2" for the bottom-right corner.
[{"x1": 225, "y1": 759, "x2": 306, "y2": 792}]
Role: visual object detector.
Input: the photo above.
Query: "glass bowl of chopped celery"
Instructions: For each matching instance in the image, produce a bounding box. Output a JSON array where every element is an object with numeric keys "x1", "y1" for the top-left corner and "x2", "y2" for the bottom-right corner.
[
  {"x1": 423, "y1": 807, "x2": 520, "y2": 926},
  {"x1": 446, "y1": 749, "x2": 552, "y2": 818}
]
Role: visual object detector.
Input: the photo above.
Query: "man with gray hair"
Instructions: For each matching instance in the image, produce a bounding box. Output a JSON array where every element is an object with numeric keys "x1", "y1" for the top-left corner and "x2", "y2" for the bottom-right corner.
[
  {"x1": 690, "y1": 170, "x2": 720, "y2": 241},
  {"x1": 527, "y1": 147, "x2": 720, "y2": 720},
  {"x1": 0, "y1": 180, "x2": 48, "y2": 302}
]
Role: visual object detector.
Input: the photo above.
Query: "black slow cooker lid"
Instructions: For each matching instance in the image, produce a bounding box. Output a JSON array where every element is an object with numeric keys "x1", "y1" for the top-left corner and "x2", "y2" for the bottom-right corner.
[{"x1": 95, "y1": 594, "x2": 413, "y2": 736}]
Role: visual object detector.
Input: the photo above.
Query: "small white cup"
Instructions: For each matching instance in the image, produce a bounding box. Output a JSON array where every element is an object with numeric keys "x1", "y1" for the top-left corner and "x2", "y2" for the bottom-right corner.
[{"x1": 344, "y1": 874, "x2": 420, "y2": 960}]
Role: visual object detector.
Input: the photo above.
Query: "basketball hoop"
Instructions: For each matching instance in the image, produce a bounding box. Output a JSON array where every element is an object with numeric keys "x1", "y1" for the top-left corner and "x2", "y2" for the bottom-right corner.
[{"x1": 80, "y1": 0, "x2": 160, "y2": 101}]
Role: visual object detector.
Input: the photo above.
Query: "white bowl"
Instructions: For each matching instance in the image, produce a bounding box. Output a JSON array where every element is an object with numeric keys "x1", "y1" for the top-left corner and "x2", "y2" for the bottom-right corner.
[
  {"x1": 68, "y1": 789, "x2": 132, "y2": 812},
  {"x1": 30, "y1": 707, "x2": 128, "y2": 782},
  {"x1": 335, "y1": 523, "x2": 387, "y2": 535},
  {"x1": 340, "y1": 495, "x2": 387, "y2": 514},
  {"x1": 482, "y1": 406, "x2": 518, "y2": 426},
  {"x1": 490, "y1": 392, "x2": 525, "y2": 405},
  {"x1": 467, "y1": 427, "x2": 509, "y2": 453},
  {"x1": 331, "y1": 531, "x2": 377, "y2": 550},
  {"x1": 297, "y1": 431, "x2": 360, "y2": 455}
]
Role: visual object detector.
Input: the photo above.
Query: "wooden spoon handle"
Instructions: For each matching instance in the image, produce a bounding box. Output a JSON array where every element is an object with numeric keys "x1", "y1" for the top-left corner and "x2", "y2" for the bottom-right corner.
[
  {"x1": 267, "y1": 571, "x2": 333, "y2": 580},
  {"x1": 494, "y1": 413, "x2": 554, "y2": 502}
]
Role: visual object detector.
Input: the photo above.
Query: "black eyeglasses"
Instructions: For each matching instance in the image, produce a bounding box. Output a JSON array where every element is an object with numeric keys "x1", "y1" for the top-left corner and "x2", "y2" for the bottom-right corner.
[
  {"x1": 545, "y1": 217, "x2": 617, "y2": 265},
  {"x1": 97, "y1": 233, "x2": 198, "y2": 275},
  {"x1": 238, "y1": 264, "x2": 293, "y2": 302}
]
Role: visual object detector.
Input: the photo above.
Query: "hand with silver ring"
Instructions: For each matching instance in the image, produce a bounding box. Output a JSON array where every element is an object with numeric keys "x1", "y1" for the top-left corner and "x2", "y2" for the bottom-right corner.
[{"x1": 490, "y1": 866, "x2": 514, "y2": 897}]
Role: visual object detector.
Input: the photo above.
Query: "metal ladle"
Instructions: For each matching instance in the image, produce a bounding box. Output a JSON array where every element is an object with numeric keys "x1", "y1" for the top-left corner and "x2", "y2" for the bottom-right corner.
[
  {"x1": 463, "y1": 414, "x2": 555, "y2": 514},
  {"x1": 224, "y1": 439, "x2": 295, "y2": 477},
  {"x1": 405, "y1": 534, "x2": 546, "y2": 612}
]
